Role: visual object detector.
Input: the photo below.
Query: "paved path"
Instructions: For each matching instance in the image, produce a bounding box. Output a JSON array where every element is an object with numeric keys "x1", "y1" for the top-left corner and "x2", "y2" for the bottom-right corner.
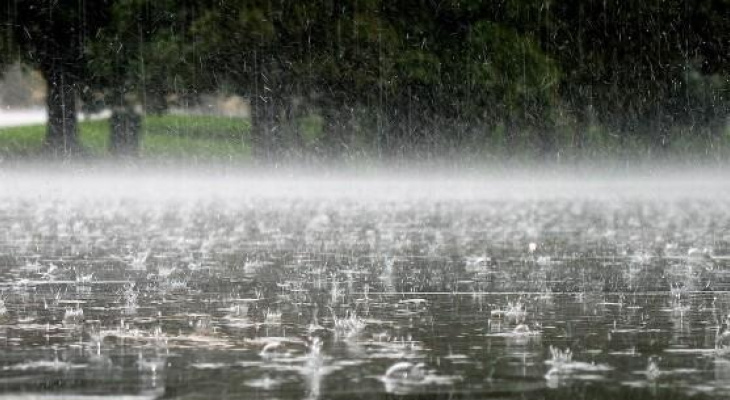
[
  {"x1": 0, "y1": 109, "x2": 111, "y2": 128},
  {"x1": 0, "y1": 109, "x2": 46, "y2": 128}
]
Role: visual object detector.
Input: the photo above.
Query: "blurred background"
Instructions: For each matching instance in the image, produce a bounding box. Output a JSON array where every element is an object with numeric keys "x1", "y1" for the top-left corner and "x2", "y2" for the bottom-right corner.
[{"x1": 0, "y1": 0, "x2": 728, "y2": 165}]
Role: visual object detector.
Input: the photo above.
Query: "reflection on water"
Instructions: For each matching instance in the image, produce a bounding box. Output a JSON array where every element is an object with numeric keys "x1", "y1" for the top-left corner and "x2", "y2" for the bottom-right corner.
[{"x1": 0, "y1": 175, "x2": 729, "y2": 399}]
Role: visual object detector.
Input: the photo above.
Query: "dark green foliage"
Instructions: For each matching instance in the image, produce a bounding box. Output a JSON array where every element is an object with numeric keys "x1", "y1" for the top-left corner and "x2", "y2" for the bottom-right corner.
[
  {"x1": 185, "y1": 0, "x2": 729, "y2": 160},
  {"x1": 2, "y1": 0, "x2": 729, "y2": 161},
  {"x1": 84, "y1": 0, "x2": 205, "y2": 155},
  {"x1": 0, "y1": 0, "x2": 115, "y2": 155}
]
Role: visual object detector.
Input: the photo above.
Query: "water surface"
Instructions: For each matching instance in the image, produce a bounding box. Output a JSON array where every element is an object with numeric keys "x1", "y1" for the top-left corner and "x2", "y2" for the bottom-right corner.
[{"x1": 0, "y1": 172, "x2": 729, "y2": 399}]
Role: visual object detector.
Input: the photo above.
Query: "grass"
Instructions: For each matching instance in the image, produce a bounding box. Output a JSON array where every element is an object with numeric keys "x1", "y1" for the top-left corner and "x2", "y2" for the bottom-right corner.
[
  {"x1": 1, "y1": 112, "x2": 728, "y2": 166},
  {"x1": 0, "y1": 114, "x2": 252, "y2": 160}
]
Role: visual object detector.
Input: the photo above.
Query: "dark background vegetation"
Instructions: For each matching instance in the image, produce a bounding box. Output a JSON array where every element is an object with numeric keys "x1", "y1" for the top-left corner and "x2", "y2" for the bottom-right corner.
[{"x1": 1, "y1": 0, "x2": 728, "y2": 163}]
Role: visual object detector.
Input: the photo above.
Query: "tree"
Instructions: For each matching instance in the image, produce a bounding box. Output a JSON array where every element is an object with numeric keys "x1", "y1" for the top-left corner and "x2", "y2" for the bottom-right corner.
[
  {"x1": 86, "y1": 0, "x2": 202, "y2": 156},
  {"x1": 0, "y1": 0, "x2": 114, "y2": 156},
  {"x1": 189, "y1": 0, "x2": 291, "y2": 160},
  {"x1": 550, "y1": 0, "x2": 730, "y2": 153}
]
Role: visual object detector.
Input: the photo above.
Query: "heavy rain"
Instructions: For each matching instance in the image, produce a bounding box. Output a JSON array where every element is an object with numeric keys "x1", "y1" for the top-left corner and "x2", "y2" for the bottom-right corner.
[{"x1": 1, "y1": 1, "x2": 730, "y2": 400}]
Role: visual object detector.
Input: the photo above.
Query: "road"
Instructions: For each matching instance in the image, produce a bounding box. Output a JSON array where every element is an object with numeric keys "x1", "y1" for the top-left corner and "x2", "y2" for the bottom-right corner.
[{"x1": 0, "y1": 108, "x2": 111, "y2": 128}]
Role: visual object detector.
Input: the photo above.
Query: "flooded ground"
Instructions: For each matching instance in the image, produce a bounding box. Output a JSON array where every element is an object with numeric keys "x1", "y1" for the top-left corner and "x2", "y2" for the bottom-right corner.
[{"x1": 0, "y1": 171, "x2": 729, "y2": 399}]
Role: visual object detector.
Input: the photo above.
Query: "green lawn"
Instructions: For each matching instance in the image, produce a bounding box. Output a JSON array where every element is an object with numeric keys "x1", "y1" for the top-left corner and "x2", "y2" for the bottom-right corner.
[{"x1": 0, "y1": 114, "x2": 252, "y2": 160}]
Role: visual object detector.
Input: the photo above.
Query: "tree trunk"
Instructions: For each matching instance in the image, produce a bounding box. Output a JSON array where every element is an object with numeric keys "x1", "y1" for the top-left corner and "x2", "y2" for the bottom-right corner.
[
  {"x1": 250, "y1": 96, "x2": 280, "y2": 162},
  {"x1": 42, "y1": 67, "x2": 80, "y2": 156},
  {"x1": 504, "y1": 114, "x2": 518, "y2": 157},
  {"x1": 537, "y1": 120, "x2": 556, "y2": 160},
  {"x1": 110, "y1": 106, "x2": 142, "y2": 157},
  {"x1": 319, "y1": 100, "x2": 351, "y2": 160}
]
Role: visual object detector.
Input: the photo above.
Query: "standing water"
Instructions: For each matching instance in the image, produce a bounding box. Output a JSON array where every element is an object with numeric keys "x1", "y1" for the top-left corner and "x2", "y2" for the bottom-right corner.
[{"x1": 0, "y1": 170, "x2": 729, "y2": 399}]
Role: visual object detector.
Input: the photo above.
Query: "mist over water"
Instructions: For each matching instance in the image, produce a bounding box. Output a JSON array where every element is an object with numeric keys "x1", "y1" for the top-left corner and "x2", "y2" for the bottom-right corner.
[
  {"x1": 2, "y1": 164, "x2": 729, "y2": 200},
  {"x1": 0, "y1": 166, "x2": 728, "y2": 399}
]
